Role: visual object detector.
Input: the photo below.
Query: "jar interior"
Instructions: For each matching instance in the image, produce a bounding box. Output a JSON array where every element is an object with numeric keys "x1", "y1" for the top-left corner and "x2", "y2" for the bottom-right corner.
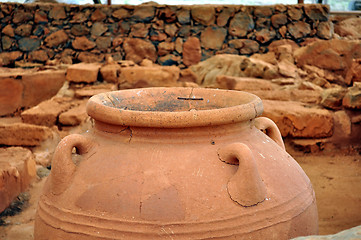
[{"x1": 99, "y1": 88, "x2": 255, "y2": 112}]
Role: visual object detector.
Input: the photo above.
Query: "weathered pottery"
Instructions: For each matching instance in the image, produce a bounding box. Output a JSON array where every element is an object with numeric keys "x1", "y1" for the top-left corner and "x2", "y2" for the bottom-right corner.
[{"x1": 34, "y1": 87, "x2": 318, "y2": 239}]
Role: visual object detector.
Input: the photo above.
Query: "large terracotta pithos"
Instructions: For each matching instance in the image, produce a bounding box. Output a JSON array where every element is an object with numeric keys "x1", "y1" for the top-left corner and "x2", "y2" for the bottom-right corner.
[{"x1": 34, "y1": 87, "x2": 318, "y2": 239}]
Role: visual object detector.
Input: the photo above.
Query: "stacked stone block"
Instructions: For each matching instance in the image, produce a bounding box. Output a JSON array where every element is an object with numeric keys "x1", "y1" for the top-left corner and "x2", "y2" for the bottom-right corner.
[{"x1": 0, "y1": 3, "x2": 332, "y2": 66}]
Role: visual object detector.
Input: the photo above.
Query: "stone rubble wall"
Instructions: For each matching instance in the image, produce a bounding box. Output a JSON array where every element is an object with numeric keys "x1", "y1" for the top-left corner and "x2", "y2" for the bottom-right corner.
[{"x1": 0, "y1": 3, "x2": 332, "y2": 66}]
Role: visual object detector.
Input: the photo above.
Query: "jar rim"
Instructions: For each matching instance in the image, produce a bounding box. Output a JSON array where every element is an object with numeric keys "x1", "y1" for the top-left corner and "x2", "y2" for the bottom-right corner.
[{"x1": 86, "y1": 87, "x2": 263, "y2": 128}]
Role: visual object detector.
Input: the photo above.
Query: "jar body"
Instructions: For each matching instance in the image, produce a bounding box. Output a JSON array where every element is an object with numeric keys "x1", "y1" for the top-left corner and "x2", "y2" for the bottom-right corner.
[{"x1": 35, "y1": 118, "x2": 318, "y2": 239}]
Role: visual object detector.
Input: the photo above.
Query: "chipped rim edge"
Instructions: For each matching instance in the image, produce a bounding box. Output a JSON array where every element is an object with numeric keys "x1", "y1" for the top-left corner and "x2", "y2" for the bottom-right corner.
[{"x1": 86, "y1": 87, "x2": 264, "y2": 128}]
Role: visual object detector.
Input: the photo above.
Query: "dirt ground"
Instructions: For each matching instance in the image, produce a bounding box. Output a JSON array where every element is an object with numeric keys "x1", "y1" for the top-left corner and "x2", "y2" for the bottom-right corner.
[
  {"x1": 295, "y1": 151, "x2": 361, "y2": 235},
  {"x1": 0, "y1": 147, "x2": 360, "y2": 239}
]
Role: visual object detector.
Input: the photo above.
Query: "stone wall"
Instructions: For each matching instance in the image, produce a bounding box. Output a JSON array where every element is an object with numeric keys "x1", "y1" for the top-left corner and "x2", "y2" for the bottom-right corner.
[{"x1": 0, "y1": 3, "x2": 332, "y2": 67}]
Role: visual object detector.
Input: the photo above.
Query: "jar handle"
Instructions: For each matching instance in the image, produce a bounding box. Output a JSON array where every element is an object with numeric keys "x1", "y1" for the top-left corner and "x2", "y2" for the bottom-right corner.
[
  {"x1": 50, "y1": 134, "x2": 94, "y2": 195},
  {"x1": 254, "y1": 117, "x2": 285, "y2": 150},
  {"x1": 217, "y1": 143, "x2": 266, "y2": 207}
]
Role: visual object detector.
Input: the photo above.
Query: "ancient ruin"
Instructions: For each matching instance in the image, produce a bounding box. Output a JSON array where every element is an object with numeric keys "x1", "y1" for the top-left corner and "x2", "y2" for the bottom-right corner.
[{"x1": 0, "y1": 1, "x2": 360, "y2": 239}]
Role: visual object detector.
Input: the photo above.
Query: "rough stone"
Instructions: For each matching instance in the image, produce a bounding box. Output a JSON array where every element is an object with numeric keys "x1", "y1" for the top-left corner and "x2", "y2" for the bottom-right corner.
[
  {"x1": 255, "y1": 29, "x2": 276, "y2": 44},
  {"x1": 21, "y1": 97, "x2": 77, "y2": 127},
  {"x1": 15, "y1": 24, "x2": 33, "y2": 37},
  {"x1": 320, "y1": 88, "x2": 348, "y2": 110},
  {"x1": 132, "y1": 6, "x2": 155, "y2": 23},
  {"x1": 123, "y1": 38, "x2": 157, "y2": 64},
  {"x1": 304, "y1": 4, "x2": 329, "y2": 21},
  {"x1": 251, "y1": 52, "x2": 278, "y2": 65},
  {"x1": 158, "y1": 7, "x2": 177, "y2": 23},
  {"x1": 28, "y1": 50, "x2": 48, "y2": 63},
  {"x1": 13, "y1": 10, "x2": 33, "y2": 24},
  {"x1": 254, "y1": 6, "x2": 273, "y2": 18},
  {"x1": 288, "y1": 22, "x2": 311, "y2": 39},
  {"x1": 44, "y1": 30, "x2": 69, "y2": 48},
  {"x1": 343, "y1": 85, "x2": 361, "y2": 109},
  {"x1": 179, "y1": 68, "x2": 197, "y2": 83},
  {"x1": 200, "y1": 27, "x2": 227, "y2": 50},
  {"x1": 255, "y1": 17, "x2": 270, "y2": 29},
  {"x1": 2, "y1": 24, "x2": 15, "y2": 37},
  {"x1": 158, "y1": 54, "x2": 181, "y2": 66},
  {"x1": 2, "y1": 36, "x2": 13, "y2": 50},
  {"x1": 100, "y1": 63, "x2": 121, "y2": 83},
  {"x1": 216, "y1": 75, "x2": 277, "y2": 90},
  {"x1": 66, "y1": 62, "x2": 101, "y2": 83},
  {"x1": 74, "y1": 83, "x2": 115, "y2": 98},
  {"x1": 0, "y1": 147, "x2": 36, "y2": 213},
  {"x1": 77, "y1": 52, "x2": 104, "y2": 63},
  {"x1": 149, "y1": 29, "x2": 167, "y2": 41},
  {"x1": 317, "y1": 21, "x2": 333, "y2": 40},
  {"x1": 351, "y1": 114, "x2": 361, "y2": 124},
  {"x1": 22, "y1": 70, "x2": 66, "y2": 107},
  {"x1": 59, "y1": 100, "x2": 88, "y2": 126},
  {"x1": 287, "y1": 5, "x2": 303, "y2": 21},
  {"x1": 0, "y1": 77, "x2": 23, "y2": 116},
  {"x1": 334, "y1": 18, "x2": 361, "y2": 39},
  {"x1": 271, "y1": 13, "x2": 288, "y2": 28},
  {"x1": 18, "y1": 38, "x2": 41, "y2": 52},
  {"x1": 278, "y1": 25, "x2": 287, "y2": 38},
  {"x1": 158, "y1": 41, "x2": 174, "y2": 56},
  {"x1": 34, "y1": 10, "x2": 48, "y2": 24},
  {"x1": 119, "y1": 66, "x2": 180, "y2": 88},
  {"x1": 333, "y1": 110, "x2": 352, "y2": 137},
  {"x1": 72, "y1": 36, "x2": 96, "y2": 50},
  {"x1": 229, "y1": 39, "x2": 259, "y2": 55},
  {"x1": 262, "y1": 100, "x2": 333, "y2": 138},
  {"x1": 191, "y1": 6, "x2": 215, "y2": 25},
  {"x1": 91, "y1": 22, "x2": 108, "y2": 36},
  {"x1": 290, "y1": 138, "x2": 331, "y2": 153},
  {"x1": 130, "y1": 23, "x2": 150, "y2": 38},
  {"x1": 32, "y1": 25, "x2": 47, "y2": 37},
  {"x1": 96, "y1": 36, "x2": 112, "y2": 51},
  {"x1": 71, "y1": 12, "x2": 88, "y2": 23},
  {"x1": 175, "y1": 38, "x2": 183, "y2": 54},
  {"x1": 217, "y1": 7, "x2": 234, "y2": 27},
  {"x1": 294, "y1": 39, "x2": 361, "y2": 72},
  {"x1": 229, "y1": 12, "x2": 254, "y2": 37},
  {"x1": 278, "y1": 60, "x2": 298, "y2": 78},
  {"x1": 177, "y1": 25, "x2": 191, "y2": 37},
  {"x1": 191, "y1": 54, "x2": 279, "y2": 87},
  {"x1": 345, "y1": 58, "x2": 361, "y2": 85},
  {"x1": 0, "y1": 123, "x2": 55, "y2": 146},
  {"x1": 276, "y1": 44, "x2": 295, "y2": 63},
  {"x1": 71, "y1": 24, "x2": 90, "y2": 36},
  {"x1": 112, "y1": 8, "x2": 130, "y2": 19},
  {"x1": 0, "y1": 52, "x2": 22, "y2": 66},
  {"x1": 49, "y1": 6, "x2": 66, "y2": 20},
  {"x1": 112, "y1": 36, "x2": 123, "y2": 47},
  {"x1": 176, "y1": 8, "x2": 190, "y2": 25},
  {"x1": 164, "y1": 24, "x2": 178, "y2": 37},
  {"x1": 183, "y1": 37, "x2": 201, "y2": 67},
  {"x1": 91, "y1": 8, "x2": 107, "y2": 22},
  {"x1": 275, "y1": 4, "x2": 287, "y2": 12}
]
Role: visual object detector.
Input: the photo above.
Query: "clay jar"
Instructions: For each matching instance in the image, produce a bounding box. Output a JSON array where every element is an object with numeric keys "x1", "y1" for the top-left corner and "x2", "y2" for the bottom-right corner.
[{"x1": 34, "y1": 87, "x2": 318, "y2": 239}]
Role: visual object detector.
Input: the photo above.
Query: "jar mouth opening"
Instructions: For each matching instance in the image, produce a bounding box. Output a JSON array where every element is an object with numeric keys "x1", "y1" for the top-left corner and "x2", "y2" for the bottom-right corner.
[{"x1": 86, "y1": 87, "x2": 263, "y2": 128}]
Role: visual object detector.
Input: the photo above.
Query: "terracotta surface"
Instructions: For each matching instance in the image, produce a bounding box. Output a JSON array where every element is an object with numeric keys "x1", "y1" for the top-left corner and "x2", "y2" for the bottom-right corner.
[{"x1": 34, "y1": 87, "x2": 318, "y2": 239}]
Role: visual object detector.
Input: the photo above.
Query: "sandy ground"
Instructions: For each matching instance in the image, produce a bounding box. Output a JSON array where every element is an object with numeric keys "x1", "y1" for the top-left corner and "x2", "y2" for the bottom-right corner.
[
  {"x1": 0, "y1": 149, "x2": 360, "y2": 239},
  {"x1": 296, "y1": 152, "x2": 361, "y2": 235}
]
